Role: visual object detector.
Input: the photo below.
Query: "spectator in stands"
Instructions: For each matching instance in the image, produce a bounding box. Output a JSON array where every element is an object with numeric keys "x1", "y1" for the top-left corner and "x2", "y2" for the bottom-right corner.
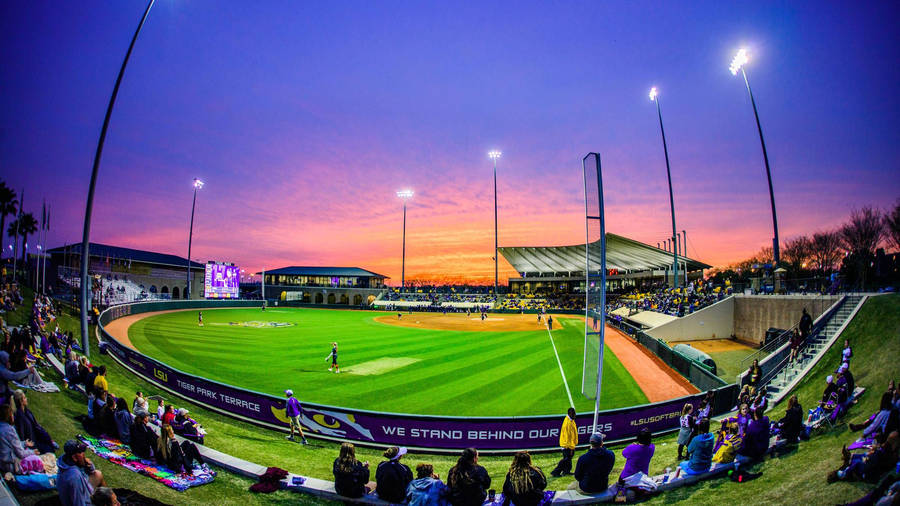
[
  {"x1": 129, "y1": 411, "x2": 156, "y2": 459},
  {"x1": 132, "y1": 391, "x2": 148, "y2": 414},
  {"x1": 0, "y1": 403, "x2": 37, "y2": 473},
  {"x1": 447, "y1": 447, "x2": 491, "y2": 506},
  {"x1": 406, "y1": 463, "x2": 447, "y2": 506},
  {"x1": 0, "y1": 350, "x2": 33, "y2": 406},
  {"x1": 90, "y1": 487, "x2": 119, "y2": 506},
  {"x1": 776, "y1": 395, "x2": 804, "y2": 446},
  {"x1": 551, "y1": 407, "x2": 578, "y2": 477},
  {"x1": 333, "y1": 442, "x2": 373, "y2": 498},
  {"x1": 736, "y1": 406, "x2": 770, "y2": 464},
  {"x1": 113, "y1": 397, "x2": 133, "y2": 444},
  {"x1": 65, "y1": 351, "x2": 81, "y2": 389},
  {"x1": 828, "y1": 431, "x2": 899, "y2": 484},
  {"x1": 502, "y1": 451, "x2": 546, "y2": 506},
  {"x1": 376, "y1": 446, "x2": 413, "y2": 503},
  {"x1": 799, "y1": 308, "x2": 813, "y2": 338},
  {"x1": 619, "y1": 428, "x2": 655, "y2": 480},
  {"x1": 12, "y1": 390, "x2": 55, "y2": 453},
  {"x1": 155, "y1": 424, "x2": 204, "y2": 473},
  {"x1": 680, "y1": 418, "x2": 714, "y2": 475},
  {"x1": 572, "y1": 432, "x2": 614, "y2": 494},
  {"x1": 747, "y1": 360, "x2": 761, "y2": 390},
  {"x1": 92, "y1": 365, "x2": 108, "y2": 393},
  {"x1": 677, "y1": 403, "x2": 694, "y2": 460},
  {"x1": 58, "y1": 439, "x2": 105, "y2": 506}
]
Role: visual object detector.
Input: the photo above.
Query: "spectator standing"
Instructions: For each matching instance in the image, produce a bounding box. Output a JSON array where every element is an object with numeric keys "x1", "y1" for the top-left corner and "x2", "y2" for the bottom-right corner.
[
  {"x1": 550, "y1": 407, "x2": 578, "y2": 477},
  {"x1": 283, "y1": 390, "x2": 308, "y2": 444},
  {"x1": 680, "y1": 418, "x2": 714, "y2": 475},
  {"x1": 376, "y1": 446, "x2": 414, "y2": 503},
  {"x1": 676, "y1": 404, "x2": 694, "y2": 460},
  {"x1": 747, "y1": 359, "x2": 761, "y2": 390},
  {"x1": 406, "y1": 463, "x2": 447, "y2": 506},
  {"x1": 333, "y1": 442, "x2": 372, "y2": 498},
  {"x1": 57, "y1": 439, "x2": 105, "y2": 506},
  {"x1": 799, "y1": 308, "x2": 812, "y2": 338},
  {"x1": 619, "y1": 428, "x2": 655, "y2": 480},
  {"x1": 447, "y1": 447, "x2": 491, "y2": 506},
  {"x1": 502, "y1": 451, "x2": 546, "y2": 506},
  {"x1": 571, "y1": 432, "x2": 614, "y2": 494}
]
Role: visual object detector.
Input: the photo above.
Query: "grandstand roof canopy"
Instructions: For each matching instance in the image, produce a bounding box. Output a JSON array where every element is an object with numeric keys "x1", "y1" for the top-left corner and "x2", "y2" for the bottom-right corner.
[
  {"x1": 260, "y1": 266, "x2": 388, "y2": 278},
  {"x1": 48, "y1": 243, "x2": 205, "y2": 270},
  {"x1": 499, "y1": 233, "x2": 711, "y2": 276}
]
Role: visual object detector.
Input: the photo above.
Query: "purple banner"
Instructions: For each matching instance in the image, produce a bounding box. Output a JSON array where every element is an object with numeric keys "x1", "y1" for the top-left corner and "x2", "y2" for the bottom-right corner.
[{"x1": 100, "y1": 302, "x2": 734, "y2": 451}]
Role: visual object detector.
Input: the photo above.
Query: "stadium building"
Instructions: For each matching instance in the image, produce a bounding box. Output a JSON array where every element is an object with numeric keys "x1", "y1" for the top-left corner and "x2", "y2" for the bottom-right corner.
[
  {"x1": 260, "y1": 266, "x2": 388, "y2": 306},
  {"x1": 48, "y1": 242, "x2": 206, "y2": 303},
  {"x1": 499, "y1": 232, "x2": 711, "y2": 294}
]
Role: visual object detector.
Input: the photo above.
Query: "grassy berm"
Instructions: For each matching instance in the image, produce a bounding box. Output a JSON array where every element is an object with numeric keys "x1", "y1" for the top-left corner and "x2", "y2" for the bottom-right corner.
[{"x1": 7, "y1": 290, "x2": 899, "y2": 505}]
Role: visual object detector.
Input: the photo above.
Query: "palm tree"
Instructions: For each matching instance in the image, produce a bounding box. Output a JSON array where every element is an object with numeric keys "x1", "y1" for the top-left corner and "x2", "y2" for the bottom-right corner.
[
  {"x1": 0, "y1": 182, "x2": 17, "y2": 257},
  {"x1": 6, "y1": 213, "x2": 37, "y2": 266}
]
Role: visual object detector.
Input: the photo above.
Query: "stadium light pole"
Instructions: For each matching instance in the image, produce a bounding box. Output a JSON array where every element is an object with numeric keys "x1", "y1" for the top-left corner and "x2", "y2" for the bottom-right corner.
[
  {"x1": 397, "y1": 189, "x2": 414, "y2": 290},
  {"x1": 649, "y1": 87, "x2": 679, "y2": 288},
  {"x1": 488, "y1": 150, "x2": 501, "y2": 295},
  {"x1": 79, "y1": 0, "x2": 156, "y2": 357},
  {"x1": 186, "y1": 178, "x2": 203, "y2": 300},
  {"x1": 730, "y1": 48, "x2": 780, "y2": 265}
]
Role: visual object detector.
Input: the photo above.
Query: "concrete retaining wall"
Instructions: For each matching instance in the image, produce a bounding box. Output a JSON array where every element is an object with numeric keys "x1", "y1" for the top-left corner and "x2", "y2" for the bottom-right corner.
[
  {"x1": 732, "y1": 295, "x2": 840, "y2": 345},
  {"x1": 646, "y1": 296, "x2": 734, "y2": 342}
]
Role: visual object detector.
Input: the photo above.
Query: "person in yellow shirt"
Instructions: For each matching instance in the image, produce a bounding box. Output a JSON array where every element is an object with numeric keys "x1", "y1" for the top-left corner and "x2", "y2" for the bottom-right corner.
[
  {"x1": 93, "y1": 365, "x2": 108, "y2": 393},
  {"x1": 551, "y1": 407, "x2": 578, "y2": 477}
]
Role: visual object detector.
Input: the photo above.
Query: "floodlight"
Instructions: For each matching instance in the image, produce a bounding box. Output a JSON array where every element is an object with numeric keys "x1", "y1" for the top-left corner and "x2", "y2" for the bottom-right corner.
[
  {"x1": 730, "y1": 48, "x2": 749, "y2": 75},
  {"x1": 396, "y1": 189, "x2": 414, "y2": 199},
  {"x1": 649, "y1": 87, "x2": 658, "y2": 101},
  {"x1": 488, "y1": 150, "x2": 502, "y2": 160},
  {"x1": 193, "y1": 178, "x2": 204, "y2": 189}
]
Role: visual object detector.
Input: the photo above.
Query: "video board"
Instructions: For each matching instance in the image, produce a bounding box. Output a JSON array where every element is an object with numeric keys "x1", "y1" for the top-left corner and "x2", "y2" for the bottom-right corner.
[{"x1": 204, "y1": 262, "x2": 239, "y2": 299}]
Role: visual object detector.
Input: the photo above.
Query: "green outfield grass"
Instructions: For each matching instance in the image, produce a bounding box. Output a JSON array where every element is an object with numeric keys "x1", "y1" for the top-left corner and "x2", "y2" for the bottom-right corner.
[{"x1": 125, "y1": 308, "x2": 648, "y2": 416}]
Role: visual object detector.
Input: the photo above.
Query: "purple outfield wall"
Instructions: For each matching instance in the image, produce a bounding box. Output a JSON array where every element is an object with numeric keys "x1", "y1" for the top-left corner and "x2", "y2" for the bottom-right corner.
[{"x1": 99, "y1": 301, "x2": 738, "y2": 452}]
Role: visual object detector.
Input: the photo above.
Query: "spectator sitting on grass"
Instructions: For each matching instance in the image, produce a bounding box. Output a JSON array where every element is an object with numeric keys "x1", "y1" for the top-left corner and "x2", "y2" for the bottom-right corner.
[
  {"x1": 776, "y1": 395, "x2": 804, "y2": 446},
  {"x1": 0, "y1": 403, "x2": 37, "y2": 473},
  {"x1": 333, "y1": 442, "x2": 373, "y2": 498},
  {"x1": 680, "y1": 418, "x2": 714, "y2": 475},
  {"x1": 129, "y1": 411, "x2": 156, "y2": 459},
  {"x1": 58, "y1": 439, "x2": 106, "y2": 506},
  {"x1": 447, "y1": 447, "x2": 491, "y2": 506},
  {"x1": 851, "y1": 391, "x2": 898, "y2": 438},
  {"x1": 502, "y1": 451, "x2": 546, "y2": 506},
  {"x1": 828, "y1": 431, "x2": 899, "y2": 484},
  {"x1": 711, "y1": 421, "x2": 742, "y2": 464},
  {"x1": 113, "y1": 397, "x2": 133, "y2": 444},
  {"x1": 0, "y1": 350, "x2": 33, "y2": 406},
  {"x1": 92, "y1": 365, "x2": 108, "y2": 394},
  {"x1": 132, "y1": 391, "x2": 148, "y2": 414},
  {"x1": 376, "y1": 446, "x2": 413, "y2": 503},
  {"x1": 620, "y1": 428, "x2": 655, "y2": 480},
  {"x1": 65, "y1": 351, "x2": 81, "y2": 389},
  {"x1": 572, "y1": 432, "x2": 614, "y2": 494},
  {"x1": 12, "y1": 389, "x2": 56, "y2": 453},
  {"x1": 736, "y1": 406, "x2": 770, "y2": 464},
  {"x1": 156, "y1": 424, "x2": 205, "y2": 474},
  {"x1": 90, "y1": 487, "x2": 118, "y2": 506},
  {"x1": 173, "y1": 408, "x2": 205, "y2": 444},
  {"x1": 406, "y1": 463, "x2": 447, "y2": 506}
]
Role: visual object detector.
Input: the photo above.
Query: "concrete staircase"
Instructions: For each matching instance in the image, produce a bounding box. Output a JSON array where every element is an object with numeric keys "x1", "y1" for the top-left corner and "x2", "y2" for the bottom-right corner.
[{"x1": 762, "y1": 294, "x2": 865, "y2": 404}]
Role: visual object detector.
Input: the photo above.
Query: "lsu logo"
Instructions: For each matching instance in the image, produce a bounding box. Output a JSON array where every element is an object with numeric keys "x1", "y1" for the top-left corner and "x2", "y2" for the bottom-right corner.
[{"x1": 153, "y1": 369, "x2": 168, "y2": 382}]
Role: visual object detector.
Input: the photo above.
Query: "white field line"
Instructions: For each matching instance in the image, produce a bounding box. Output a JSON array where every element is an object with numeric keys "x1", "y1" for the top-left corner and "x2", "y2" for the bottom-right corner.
[{"x1": 545, "y1": 321, "x2": 575, "y2": 408}]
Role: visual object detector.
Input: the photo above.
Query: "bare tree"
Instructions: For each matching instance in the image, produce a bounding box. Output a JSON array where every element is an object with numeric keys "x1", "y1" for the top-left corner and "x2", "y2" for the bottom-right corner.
[
  {"x1": 810, "y1": 230, "x2": 843, "y2": 274},
  {"x1": 840, "y1": 206, "x2": 885, "y2": 256},
  {"x1": 782, "y1": 235, "x2": 813, "y2": 271},
  {"x1": 885, "y1": 199, "x2": 900, "y2": 252}
]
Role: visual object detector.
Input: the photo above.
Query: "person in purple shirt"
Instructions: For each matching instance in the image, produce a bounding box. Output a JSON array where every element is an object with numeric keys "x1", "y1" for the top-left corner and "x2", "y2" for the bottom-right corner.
[
  {"x1": 284, "y1": 390, "x2": 308, "y2": 444},
  {"x1": 619, "y1": 428, "x2": 655, "y2": 480},
  {"x1": 736, "y1": 406, "x2": 770, "y2": 464}
]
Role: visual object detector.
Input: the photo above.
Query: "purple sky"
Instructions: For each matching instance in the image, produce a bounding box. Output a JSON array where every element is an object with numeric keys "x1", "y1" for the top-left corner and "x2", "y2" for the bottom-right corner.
[{"x1": 2, "y1": 1, "x2": 898, "y2": 284}]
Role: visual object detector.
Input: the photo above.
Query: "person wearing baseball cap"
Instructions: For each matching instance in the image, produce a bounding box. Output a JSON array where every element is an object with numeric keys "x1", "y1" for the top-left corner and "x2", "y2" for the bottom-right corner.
[
  {"x1": 375, "y1": 446, "x2": 412, "y2": 503},
  {"x1": 284, "y1": 390, "x2": 308, "y2": 444},
  {"x1": 57, "y1": 439, "x2": 105, "y2": 506},
  {"x1": 571, "y1": 431, "x2": 614, "y2": 494}
]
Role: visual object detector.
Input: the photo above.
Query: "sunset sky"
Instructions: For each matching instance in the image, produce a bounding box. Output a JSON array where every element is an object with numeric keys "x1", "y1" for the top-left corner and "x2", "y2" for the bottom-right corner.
[{"x1": 2, "y1": 1, "x2": 898, "y2": 285}]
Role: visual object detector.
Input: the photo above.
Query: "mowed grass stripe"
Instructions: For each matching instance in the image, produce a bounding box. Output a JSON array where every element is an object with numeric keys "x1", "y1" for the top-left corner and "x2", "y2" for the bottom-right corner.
[{"x1": 128, "y1": 308, "x2": 648, "y2": 416}]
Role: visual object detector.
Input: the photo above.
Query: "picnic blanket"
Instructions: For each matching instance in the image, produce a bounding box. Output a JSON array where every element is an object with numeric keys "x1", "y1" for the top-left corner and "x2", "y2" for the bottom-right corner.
[{"x1": 78, "y1": 434, "x2": 216, "y2": 491}]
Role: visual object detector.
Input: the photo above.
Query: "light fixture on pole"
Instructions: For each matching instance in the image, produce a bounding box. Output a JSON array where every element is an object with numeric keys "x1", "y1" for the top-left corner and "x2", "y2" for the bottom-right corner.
[
  {"x1": 186, "y1": 178, "x2": 203, "y2": 300},
  {"x1": 488, "y1": 150, "x2": 502, "y2": 295},
  {"x1": 649, "y1": 87, "x2": 679, "y2": 288},
  {"x1": 730, "y1": 48, "x2": 780, "y2": 265},
  {"x1": 79, "y1": 0, "x2": 156, "y2": 357},
  {"x1": 397, "y1": 189, "x2": 414, "y2": 290}
]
